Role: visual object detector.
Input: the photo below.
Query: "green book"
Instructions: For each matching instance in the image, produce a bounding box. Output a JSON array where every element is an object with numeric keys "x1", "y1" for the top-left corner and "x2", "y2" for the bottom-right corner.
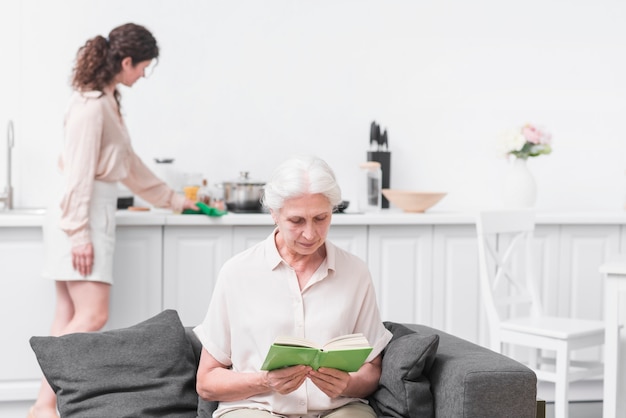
[{"x1": 260, "y1": 333, "x2": 373, "y2": 372}]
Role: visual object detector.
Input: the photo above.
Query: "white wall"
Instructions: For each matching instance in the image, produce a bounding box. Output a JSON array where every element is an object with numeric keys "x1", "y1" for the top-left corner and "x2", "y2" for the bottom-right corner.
[{"x1": 1, "y1": 0, "x2": 625, "y2": 211}]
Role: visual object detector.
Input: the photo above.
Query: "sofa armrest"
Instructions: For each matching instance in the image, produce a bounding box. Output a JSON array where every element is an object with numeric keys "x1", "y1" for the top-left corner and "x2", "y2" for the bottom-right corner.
[{"x1": 407, "y1": 324, "x2": 537, "y2": 418}]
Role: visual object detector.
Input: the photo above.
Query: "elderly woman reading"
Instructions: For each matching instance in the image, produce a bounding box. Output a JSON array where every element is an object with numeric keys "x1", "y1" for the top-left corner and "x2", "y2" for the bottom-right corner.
[{"x1": 193, "y1": 155, "x2": 392, "y2": 418}]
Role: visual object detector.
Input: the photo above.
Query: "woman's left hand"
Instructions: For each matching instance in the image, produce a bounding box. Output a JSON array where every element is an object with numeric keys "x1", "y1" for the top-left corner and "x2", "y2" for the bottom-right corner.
[
  {"x1": 307, "y1": 367, "x2": 350, "y2": 399},
  {"x1": 71, "y1": 242, "x2": 94, "y2": 277}
]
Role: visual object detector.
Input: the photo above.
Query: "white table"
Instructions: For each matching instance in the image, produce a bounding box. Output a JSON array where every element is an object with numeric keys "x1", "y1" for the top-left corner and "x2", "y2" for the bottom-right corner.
[{"x1": 599, "y1": 259, "x2": 626, "y2": 418}]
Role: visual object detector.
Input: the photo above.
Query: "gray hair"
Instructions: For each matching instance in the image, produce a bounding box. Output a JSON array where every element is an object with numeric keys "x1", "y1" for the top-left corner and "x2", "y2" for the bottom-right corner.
[{"x1": 261, "y1": 155, "x2": 342, "y2": 212}]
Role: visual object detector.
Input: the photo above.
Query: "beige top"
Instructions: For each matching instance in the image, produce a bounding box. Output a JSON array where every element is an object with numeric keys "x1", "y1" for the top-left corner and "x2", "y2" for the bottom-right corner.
[
  {"x1": 193, "y1": 230, "x2": 392, "y2": 417},
  {"x1": 59, "y1": 90, "x2": 185, "y2": 246}
]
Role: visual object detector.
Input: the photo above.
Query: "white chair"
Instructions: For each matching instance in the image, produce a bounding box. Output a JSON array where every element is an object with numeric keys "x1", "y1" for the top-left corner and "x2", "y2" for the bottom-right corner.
[{"x1": 475, "y1": 209, "x2": 605, "y2": 418}]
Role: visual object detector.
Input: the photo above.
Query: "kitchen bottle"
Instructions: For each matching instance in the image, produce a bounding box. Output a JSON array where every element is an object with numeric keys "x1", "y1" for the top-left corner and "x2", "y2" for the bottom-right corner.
[
  {"x1": 182, "y1": 172, "x2": 202, "y2": 201},
  {"x1": 358, "y1": 161, "x2": 382, "y2": 212},
  {"x1": 367, "y1": 120, "x2": 391, "y2": 208},
  {"x1": 197, "y1": 179, "x2": 211, "y2": 205},
  {"x1": 211, "y1": 183, "x2": 226, "y2": 211}
]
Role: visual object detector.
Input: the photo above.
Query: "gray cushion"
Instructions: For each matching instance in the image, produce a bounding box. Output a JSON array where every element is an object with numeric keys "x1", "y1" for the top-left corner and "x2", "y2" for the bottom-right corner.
[
  {"x1": 29, "y1": 309, "x2": 198, "y2": 418},
  {"x1": 368, "y1": 322, "x2": 439, "y2": 418}
]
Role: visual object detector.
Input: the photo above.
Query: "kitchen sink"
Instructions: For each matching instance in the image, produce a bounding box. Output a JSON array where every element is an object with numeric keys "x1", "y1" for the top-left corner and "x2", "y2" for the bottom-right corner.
[{"x1": 0, "y1": 208, "x2": 46, "y2": 215}]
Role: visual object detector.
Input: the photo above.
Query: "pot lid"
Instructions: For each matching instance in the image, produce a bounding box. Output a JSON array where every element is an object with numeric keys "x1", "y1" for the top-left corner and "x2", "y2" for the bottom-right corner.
[{"x1": 225, "y1": 171, "x2": 265, "y2": 185}]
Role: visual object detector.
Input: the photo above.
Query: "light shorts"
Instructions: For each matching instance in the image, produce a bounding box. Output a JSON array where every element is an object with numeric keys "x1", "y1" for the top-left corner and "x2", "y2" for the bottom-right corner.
[
  {"x1": 41, "y1": 180, "x2": 117, "y2": 284},
  {"x1": 220, "y1": 402, "x2": 376, "y2": 418}
]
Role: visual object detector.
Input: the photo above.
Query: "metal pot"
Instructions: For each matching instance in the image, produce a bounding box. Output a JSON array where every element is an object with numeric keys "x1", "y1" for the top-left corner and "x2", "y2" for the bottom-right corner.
[{"x1": 223, "y1": 171, "x2": 266, "y2": 213}]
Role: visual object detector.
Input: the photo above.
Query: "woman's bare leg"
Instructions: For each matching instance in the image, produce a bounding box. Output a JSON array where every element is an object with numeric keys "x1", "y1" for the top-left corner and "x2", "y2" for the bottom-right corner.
[
  {"x1": 61, "y1": 280, "x2": 110, "y2": 333},
  {"x1": 50, "y1": 282, "x2": 74, "y2": 336},
  {"x1": 30, "y1": 281, "x2": 110, "y2": 417}
]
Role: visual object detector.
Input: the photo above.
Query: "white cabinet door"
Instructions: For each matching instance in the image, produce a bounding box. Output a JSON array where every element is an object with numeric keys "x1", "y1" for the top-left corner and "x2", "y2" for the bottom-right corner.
[
  {"x1": 109, "y1": 226, "x2": 163, "y2": 330},
  {"x1": 558, "y1": 225, "x2": 620, "y2": 321},
  {"x1": 432, "y1": 225, "x2": 481, "y2": 344},
  {"x1": 368, "y1": 225, "x2": 433, "y2": 324},
  {"x1": 233, "y1": 226, "x2": 275, "y2": 253},
  {"x1": 0, "y1": 226, "x2": 51, "y2": 402},
  {"x1": 163, "y1": 225, "x2": 233, "y2": 327}
]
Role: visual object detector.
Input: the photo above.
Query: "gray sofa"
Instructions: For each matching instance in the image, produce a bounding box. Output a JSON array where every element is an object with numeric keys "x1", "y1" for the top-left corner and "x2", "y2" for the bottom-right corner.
[
  {"x1": 30, "y1": 310, "x2": 537, "y2": 418},
  {"x1": 190, "y1": 323, "x2": 537, "y2": 418}
]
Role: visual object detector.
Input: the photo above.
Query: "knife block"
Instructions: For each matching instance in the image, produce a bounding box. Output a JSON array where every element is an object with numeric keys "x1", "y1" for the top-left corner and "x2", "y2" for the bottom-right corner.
[{"x1": 367, "y1": 151, "x2": 391, "y2": 208}]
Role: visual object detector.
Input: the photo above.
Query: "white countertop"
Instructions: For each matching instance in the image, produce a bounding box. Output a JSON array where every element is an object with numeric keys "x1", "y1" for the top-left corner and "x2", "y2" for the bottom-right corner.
[{"x1": 3, "y1": 208, "x2": 626, "y2": 227}]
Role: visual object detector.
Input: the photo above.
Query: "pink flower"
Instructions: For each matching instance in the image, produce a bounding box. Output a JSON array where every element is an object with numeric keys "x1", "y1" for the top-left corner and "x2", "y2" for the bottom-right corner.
[
  {"x1": 498, "y1": 123, "x2": 553, "y2": 159},
  {"x1": 521, "y1": 124, "x2": 551, "y2": 145}
]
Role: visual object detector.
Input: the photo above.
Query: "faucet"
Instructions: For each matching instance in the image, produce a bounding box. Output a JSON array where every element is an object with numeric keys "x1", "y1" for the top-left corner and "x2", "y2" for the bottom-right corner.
[{"x1": 0, "y1": 120, "x2": 14, "y2": 210}]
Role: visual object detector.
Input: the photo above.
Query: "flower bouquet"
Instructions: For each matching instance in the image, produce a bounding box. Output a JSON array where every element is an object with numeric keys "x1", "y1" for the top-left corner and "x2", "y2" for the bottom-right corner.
[{"x1": 497, "y1": 124, "x2": 552, "y2": 160}]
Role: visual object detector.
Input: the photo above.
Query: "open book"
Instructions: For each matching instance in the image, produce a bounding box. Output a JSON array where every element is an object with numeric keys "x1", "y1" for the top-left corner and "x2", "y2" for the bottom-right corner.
[{"x1": 260, "y1": 333, "x2": 373, "y2": 372}]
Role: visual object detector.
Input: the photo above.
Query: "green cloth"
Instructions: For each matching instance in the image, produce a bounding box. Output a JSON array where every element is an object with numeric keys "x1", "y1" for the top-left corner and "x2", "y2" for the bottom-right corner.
[{"x1": 182, "y1": 202, "x2": 228, "y2": 217}]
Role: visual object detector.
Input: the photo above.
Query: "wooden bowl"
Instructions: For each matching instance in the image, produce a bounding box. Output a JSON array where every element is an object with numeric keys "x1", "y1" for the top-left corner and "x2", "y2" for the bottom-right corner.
[{"x1": 381, "y1": 189, "x2": 447, "y2": 213}]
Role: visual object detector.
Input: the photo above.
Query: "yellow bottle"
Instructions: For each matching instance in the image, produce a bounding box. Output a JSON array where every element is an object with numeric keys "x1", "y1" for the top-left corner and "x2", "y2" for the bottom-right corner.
[{"x1": 183, "y1": 185, "x2": 200, "y2": 201}]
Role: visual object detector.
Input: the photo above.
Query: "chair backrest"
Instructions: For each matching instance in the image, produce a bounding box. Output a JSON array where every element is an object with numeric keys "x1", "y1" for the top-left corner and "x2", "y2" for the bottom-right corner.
[{"x1": 476, "y1": 210, "x2": 543, "y2": 338}]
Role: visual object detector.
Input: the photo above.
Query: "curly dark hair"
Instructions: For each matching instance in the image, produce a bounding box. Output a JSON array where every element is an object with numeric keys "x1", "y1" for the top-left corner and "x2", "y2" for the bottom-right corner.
[{"x1": 71, "y1": 23, "x2": 159, "y2": 109}]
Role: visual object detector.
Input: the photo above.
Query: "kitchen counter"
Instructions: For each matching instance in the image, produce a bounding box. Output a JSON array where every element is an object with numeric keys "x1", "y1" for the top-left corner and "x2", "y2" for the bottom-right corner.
[{"x1": 2, "y1": 208, "x2": 626, "y2": 227}]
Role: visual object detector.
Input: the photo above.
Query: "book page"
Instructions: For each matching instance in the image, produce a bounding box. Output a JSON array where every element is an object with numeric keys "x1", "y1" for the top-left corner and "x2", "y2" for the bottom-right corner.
[
  {"x1": 272, "y1": 336, "x2": 319, "y2": 349},
  {"x1": 323, "y1": 333, "x2": 370, "y2": 350},
  {"x1": 271, "y1": 333, "x2": 371, "y2": 351}
]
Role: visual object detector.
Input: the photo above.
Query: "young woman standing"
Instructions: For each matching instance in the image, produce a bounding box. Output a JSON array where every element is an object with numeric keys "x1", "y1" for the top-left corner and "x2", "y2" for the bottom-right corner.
[{"x1": 30, "y1": 23, "x2": 198, "y2": 418}]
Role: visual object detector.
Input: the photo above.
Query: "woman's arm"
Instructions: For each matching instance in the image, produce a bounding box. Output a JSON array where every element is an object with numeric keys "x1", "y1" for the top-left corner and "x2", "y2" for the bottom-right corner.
[
  {"x1": 196, "y1": 348, "x2": 312, "y2": 401},
  {"x1": 122, "y1": 151, "x2": 190, "y2": 212},
  {"x1": 60, "y1": 98, "x2": 103, "y2": 247}
]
